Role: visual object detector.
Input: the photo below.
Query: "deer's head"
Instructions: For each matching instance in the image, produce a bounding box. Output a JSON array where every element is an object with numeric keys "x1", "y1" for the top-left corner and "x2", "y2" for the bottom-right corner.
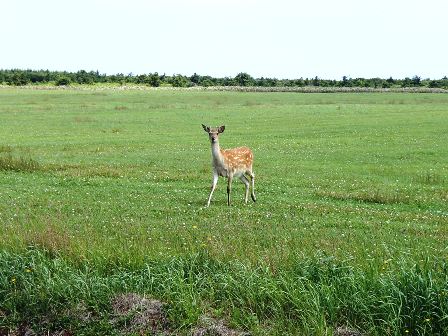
[{"x1": 202, "y1": 124, "x2": 225, "y2": 144}]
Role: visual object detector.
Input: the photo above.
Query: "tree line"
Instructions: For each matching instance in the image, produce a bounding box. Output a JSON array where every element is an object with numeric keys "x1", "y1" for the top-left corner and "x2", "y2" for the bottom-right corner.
[{"x1": 1, "y1": 69, "x2": 447, "y2": 89}]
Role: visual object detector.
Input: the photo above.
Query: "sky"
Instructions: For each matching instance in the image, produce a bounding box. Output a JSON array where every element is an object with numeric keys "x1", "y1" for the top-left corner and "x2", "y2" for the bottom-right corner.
[{"x1": 1, "y1": 0, "x2": 447, "y2": 80}]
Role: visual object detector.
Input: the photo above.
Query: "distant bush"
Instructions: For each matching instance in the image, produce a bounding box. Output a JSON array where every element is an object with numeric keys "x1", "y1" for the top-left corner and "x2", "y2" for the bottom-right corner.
[
  {"x1": 428, "y1": 77, "x2": 448, "y2": 89},
  {"x1": 171, "y1": 74, "x2": 189, "y2": 87},
  {"x1": 55, "y1": 76, "x2": 71, "y2": 86},
  {"x1": 201, "y1": 79, "x2": 214, "y2": 87},
  {"x1": 234, "y1": 72, "x2": 255, "y2": 86},
  {"x1": 6, "y1": 72, "x2": 30, "y2": 86}
]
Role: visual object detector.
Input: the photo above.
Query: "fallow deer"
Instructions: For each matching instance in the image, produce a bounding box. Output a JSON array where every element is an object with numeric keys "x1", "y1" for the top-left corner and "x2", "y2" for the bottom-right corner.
[{"x1": 202, "y1": 124, "x2": 256, "y2": 207}]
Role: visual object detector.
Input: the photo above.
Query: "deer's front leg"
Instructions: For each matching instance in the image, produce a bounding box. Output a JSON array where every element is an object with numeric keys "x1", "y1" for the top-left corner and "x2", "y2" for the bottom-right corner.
[
  {"x1": 227, "y1": 174, "x2": 233, "y2": 206},
  {"x1": 206, "y1": 171, "x2": 218, "y2": 207}
]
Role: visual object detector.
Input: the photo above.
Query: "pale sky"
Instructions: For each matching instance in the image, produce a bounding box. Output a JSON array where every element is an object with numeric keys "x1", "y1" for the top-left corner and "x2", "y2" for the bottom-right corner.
[{"x1": 1, "y1": 0, "x2": 447, "y2": 79}]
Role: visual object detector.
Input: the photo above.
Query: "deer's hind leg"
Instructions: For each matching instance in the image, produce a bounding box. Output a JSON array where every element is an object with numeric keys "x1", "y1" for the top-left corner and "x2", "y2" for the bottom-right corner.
[
  {"x1": 247, "y1": 170, "x2": 256, "y2": 202},
  {"x1": 239, "y1": 175, "x2": 250, "y2": 203}
]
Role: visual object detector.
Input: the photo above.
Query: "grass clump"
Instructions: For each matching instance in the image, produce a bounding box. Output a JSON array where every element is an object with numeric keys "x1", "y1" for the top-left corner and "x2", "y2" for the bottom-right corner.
[
  {"x1": 0, "y1": 145, "x2": 13, "y2": 153},
  {"x1": 0, "y1": 153, "x2": 40, "y2": 172}
]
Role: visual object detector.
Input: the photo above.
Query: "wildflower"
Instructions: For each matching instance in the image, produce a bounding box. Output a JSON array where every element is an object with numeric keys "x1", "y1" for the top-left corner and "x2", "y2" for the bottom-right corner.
[
  {"x1": 192, "y1": 225, "x2": 197, "y2": 229},
  {"x1": 25, "y1": 268, "x2": 32, "y2": 273},
  {"x1": 10, "y1": 277, "x2": 16, "y2": 284}
]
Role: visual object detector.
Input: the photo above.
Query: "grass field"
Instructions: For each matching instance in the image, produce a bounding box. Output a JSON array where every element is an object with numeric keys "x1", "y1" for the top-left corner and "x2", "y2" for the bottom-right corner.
[{"x1": 0, "y1": 88, "x2": 447, "y2": 335}]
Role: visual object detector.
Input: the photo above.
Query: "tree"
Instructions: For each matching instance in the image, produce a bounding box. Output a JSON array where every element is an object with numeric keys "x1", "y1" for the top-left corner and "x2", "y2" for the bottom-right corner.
[
  {"x1": 75, "y1": 70, "x2": 94, "y2": 84},
  {"x1": 135, "y1": 74, "x2": 147, "y2": 84},
  {"x1": 7, "y1": 72, "x2": 30, "y2": 86},
  {"x1": 411, "y1": 75, "x2": 421, "y2": 87},
  {"x1": 108, "y1": 73, "x2": 125, "y2": 85},
  {"x1": 341, "y1": 76, "x2": 352, "y2": 87},
  {"x1": 401, "y1": 77, "x2": 412, "y2": 87},
  {"x1": 428, "y1": 78, "x2": 448, "y2": 89},
  {"x1": 190, "y1": 73, "x2": 200, "y2": 85},
  {"x1": 221, "y1": 77, "x2": 236, "y2": 86},
  {"x1": 55, "y1": 76, "x2": 71, "y2": 86},
  {"x1": 295, "y1": 78, "x2": 305, "y2": 87},
  {"x1": 352, "y1": 78, "x2": 367, "y2": 87},
  {"x1": 234, "y1": 72, "x2": 254, "y2": 86},
  {"x1": 201, "y1": 79, "x2": 214, "y2": 87},
  {"x1": 198, "y1": 76, "x2": 215, "y2": 87},
  {"x1": 370, "y1": 78, "x2": 385, "y2": 88},
  {"x1": 148, "y1": 73, "x2": 161, "y2": 87},
  {"x1": 171, "y1": 74, "x2": 189, "y2": 87}
]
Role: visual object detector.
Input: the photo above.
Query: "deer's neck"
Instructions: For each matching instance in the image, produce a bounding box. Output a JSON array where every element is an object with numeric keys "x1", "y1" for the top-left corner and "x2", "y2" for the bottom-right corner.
[{"x1": 211, "y1": 141, "x2": 224, "y2": 165}]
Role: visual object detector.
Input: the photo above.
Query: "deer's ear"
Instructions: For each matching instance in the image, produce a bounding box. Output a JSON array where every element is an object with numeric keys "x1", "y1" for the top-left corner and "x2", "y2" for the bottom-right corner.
[
  {"x1": 202, "y1": 124, "x2": 210, "y2": 133},
  {"x1": 218, "y1": 125, "x2": 225, "y2": 133}
]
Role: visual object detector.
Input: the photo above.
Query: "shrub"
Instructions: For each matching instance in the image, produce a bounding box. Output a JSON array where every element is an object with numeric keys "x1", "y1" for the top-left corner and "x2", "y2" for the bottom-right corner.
[
  {"x1": 171, "y1": 74, "x2": 189, "y2": 87},
  {"x1": 55, "y1": 76, "x2": 71, "y2": 86},
  {"x1": 234, "y1": 72, "x2": 254, "y2": 86}
]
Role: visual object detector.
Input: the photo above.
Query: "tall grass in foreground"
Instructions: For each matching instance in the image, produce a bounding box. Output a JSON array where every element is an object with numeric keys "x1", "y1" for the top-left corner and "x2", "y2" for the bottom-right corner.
[{"x1": 1, "y1": 249, "x2": 447, "y2": 335}]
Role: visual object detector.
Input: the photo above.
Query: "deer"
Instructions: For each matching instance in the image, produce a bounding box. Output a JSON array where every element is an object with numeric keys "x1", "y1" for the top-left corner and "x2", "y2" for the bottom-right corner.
[{"x1": 202, "y1": 124, "x2": 256, "y2": 207}]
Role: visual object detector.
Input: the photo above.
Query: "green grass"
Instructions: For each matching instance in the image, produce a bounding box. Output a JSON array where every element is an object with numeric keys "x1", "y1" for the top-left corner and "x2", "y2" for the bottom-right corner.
[{"x1": 0, "y1": 88, "x2": 447, "y2": 335}]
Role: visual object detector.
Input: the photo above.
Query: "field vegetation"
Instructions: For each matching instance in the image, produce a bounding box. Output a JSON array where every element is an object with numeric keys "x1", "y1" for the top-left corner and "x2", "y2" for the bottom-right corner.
[{"x1": 0, "y1": 88, "x2": 447, "y2": 335}]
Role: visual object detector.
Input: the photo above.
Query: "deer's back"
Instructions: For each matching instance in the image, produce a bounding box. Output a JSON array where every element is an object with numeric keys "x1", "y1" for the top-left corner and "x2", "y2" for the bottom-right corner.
[{"x1": 220, "y1": 146, "x2": 253, "y2": 173}]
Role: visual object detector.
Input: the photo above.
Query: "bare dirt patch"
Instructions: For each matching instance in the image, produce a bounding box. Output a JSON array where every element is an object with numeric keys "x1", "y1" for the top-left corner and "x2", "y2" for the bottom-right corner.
[
  {"x1": 110, "y1": 293, "x2": 249, "y2": 336},
  {"x1": 111, "y1": 293, "x2": 170, "y2": 335},
  {"x1": 335, "y1": 326, "x2": 364, "y2": 336},
  {"x1": 191, "y1": 315, "x2": 249, "y2": 336}
]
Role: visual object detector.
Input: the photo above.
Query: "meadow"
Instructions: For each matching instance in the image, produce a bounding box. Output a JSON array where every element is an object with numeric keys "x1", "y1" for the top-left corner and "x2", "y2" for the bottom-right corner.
[{"x1": 0, "y1": 88, "x2": 447, "y2": 335}]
